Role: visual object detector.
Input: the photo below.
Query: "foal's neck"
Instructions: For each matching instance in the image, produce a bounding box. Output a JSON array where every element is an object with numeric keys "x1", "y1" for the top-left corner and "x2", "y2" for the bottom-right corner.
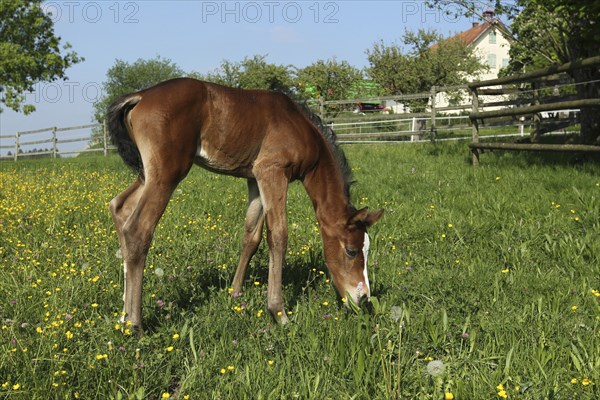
[{"x1": 302, "y1": 152, "x2": 351, "y2": 230}]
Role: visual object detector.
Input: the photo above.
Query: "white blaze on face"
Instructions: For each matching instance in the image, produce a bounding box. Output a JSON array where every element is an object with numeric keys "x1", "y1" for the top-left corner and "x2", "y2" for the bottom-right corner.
[{"x1": 362, "y1": 232, "x2": 371, "y2": 298}]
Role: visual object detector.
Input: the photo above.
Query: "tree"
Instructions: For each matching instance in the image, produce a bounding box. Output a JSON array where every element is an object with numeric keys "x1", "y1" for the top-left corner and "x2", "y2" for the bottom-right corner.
[
  {"x1": 366, "y1": 29, "x2": 488, "y2": 110},
  {"x1": 92, "y1": 57, "x2": 185, "y2": 125},
  {"x1": 504, "y1": 1, "x2": 600, "y2": 144},
  {"x1": 427, "y1": 0, "x2": 600, "y2": 144},
  {"x1": 198, "y1": 54, "x2": 295, "y2": 94},
  {"x1": 0, "y1": 0, "x2": 83, "y2": 114},
  {"x1": 295, "y1": 58, "x2": 363, "y2": 102}
]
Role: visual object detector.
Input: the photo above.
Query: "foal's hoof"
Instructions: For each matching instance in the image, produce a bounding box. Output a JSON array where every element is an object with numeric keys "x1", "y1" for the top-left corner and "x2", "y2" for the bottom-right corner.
[{"x1": 271, "y1": 310, "x2": 289, "y2": 325}]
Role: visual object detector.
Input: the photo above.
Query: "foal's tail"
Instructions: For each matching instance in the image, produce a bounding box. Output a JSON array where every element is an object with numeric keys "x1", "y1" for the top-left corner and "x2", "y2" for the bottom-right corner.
[{"x1": 107, "y1": 94, "x2": 144, "y2": 177}]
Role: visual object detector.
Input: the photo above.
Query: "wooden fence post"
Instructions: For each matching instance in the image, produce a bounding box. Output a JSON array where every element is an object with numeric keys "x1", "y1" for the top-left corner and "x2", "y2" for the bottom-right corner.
[
  {"x1": 471, "y1": 88, "x2": 480, "y2": 165},
  {"x1": 318, "y1": 97, "x2": 325, "y2": 120},
  {"x1": 430, "y1": 85, "x2": 437, "y2": 142},
  {"x1": 531, "y1": 81, "x2": 541, "y2": 143},
  {"x1": 14, "y1": 132, "x2": 19, "y2": 161},
  {"x1": 103, "y1": 121, "x2": 108, "y2": 157},
  {"x1": 52, "y1": 127, "x2": 57, "y2": 159}
]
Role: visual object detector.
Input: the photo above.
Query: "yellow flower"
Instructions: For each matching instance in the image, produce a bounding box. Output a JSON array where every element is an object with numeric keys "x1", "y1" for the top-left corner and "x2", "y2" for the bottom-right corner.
[
  {"x1": 571, "y1": 305, "x2": 578, "y2": 312},
  {"x1": 161, "y1": 393, "x2": 170, "y2": 399},
  {"x1": 322, "y1": 301, "x2": 329, "y2": 306},
  {"x1": 166, "y1": 346, "x2": 174, "y2": 352},
  {"x1": 571, "y1": 378, "x2": 579, "y2": 384},
  {"x1": 65, "y1": 331, "x2": 73, "y2": 340},
  {"x1": 496, "y1": 383, "x2": 504, "y2": 391},
  {"x1": 12, "y1": 384, "x2": 21, "y2": 390},
  {"x1": 172, "y1": 333, "x2": 180, "y2": 340},
  {"x1": 444, "y1": 392, "x2": 454, "y2": 400},
  {"x1": 91, "y1": 303, "x2": 98, "y2": 308},
  {"x1": 227, "y1": 365, "x2": 235, "y2": 372},
  {"x1": 501, "y1": 268, "x2": 509, "y2": 273},
  {"x1": 497, "y1": 389, "x2": 508, "y2": 398},
  {"x1": 220, "y1": 368, "x2": 226, "y2": 374},
  {"x1": 581, "y1": 378, "x2": 592, "y2": 386}
]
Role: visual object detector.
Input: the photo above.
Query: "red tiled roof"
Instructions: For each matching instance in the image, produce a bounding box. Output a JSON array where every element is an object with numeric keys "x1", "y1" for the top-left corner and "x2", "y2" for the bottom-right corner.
[
  {"x1": 431, "y1": 19, "x2": 511, "y2": 49},
  {"x1": 457, "y1": 21, "x2": 492, "y2": 45}
]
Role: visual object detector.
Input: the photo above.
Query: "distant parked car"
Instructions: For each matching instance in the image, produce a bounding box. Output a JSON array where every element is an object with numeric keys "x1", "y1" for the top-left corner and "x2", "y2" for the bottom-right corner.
[{"x1": 353, "y1": 102, "x2": 385, "y2": 114}]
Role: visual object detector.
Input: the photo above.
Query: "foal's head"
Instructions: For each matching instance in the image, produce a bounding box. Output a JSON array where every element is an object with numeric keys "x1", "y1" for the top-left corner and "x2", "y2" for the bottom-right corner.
[{"x1": 323, "y1": 207, "x2": 383, "y2": 307}]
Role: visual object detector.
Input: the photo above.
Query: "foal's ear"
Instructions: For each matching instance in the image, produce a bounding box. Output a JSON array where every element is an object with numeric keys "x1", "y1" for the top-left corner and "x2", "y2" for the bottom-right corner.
[{"x1": 349, "y1": 207, "x2": 384, "y2": 228}]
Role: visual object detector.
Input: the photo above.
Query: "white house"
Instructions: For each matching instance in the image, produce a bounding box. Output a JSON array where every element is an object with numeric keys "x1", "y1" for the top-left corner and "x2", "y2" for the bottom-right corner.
[{"x1": 434, "y1": 11, "x2": 512, "y2": 110}]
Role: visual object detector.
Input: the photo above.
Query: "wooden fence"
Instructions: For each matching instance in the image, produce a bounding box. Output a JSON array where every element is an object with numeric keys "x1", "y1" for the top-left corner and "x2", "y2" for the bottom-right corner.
[
  {"x1": 468, "y1": 55, "x2": 600, "y2": 165},
  {"x1": 2, "y1": 57, "x2": 598, "y2": 160},
  {"x1": 0, "y1": 123, "x2": 110, "y2": 160}
]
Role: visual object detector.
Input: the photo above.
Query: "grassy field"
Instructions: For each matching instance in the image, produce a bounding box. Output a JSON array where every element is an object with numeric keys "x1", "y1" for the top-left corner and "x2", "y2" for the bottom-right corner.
[{"x1": 1, "y1": 142, "x2": 599, "y2": 399}]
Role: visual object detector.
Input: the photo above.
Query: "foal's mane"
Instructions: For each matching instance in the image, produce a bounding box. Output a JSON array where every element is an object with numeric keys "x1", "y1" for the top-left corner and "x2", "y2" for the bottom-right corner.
[{"x1": 297, "y1": 104, "x2": 355, "y2": 198}]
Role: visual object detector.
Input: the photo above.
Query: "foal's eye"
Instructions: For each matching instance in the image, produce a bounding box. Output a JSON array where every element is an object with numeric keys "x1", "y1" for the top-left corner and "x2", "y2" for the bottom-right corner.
[{"x1": 345, "y1": 247, "x2": 358, "y2": 258}]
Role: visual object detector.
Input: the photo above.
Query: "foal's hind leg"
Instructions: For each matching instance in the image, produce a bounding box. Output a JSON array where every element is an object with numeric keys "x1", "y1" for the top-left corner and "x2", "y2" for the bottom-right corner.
[
  {"x1": 232, "y1": 179, "x2": 265, "y2": 296},
  {"x1": 109, "y1": 178, "x2": 143, "y2": 310},
  {"x1": 112, "y1": 178, "x2": 179, "y2": 328}
]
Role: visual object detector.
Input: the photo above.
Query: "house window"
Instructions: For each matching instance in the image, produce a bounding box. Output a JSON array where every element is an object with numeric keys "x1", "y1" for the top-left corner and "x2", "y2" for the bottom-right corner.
[
  {"x1": 502, "y1": 58, "x2": 509, "y2": 68},
  {"x1": 487, "y1": 53, "x2": 497, "y2": 69},
  {"x1": 489, "y1": 30, "x2": 497, "y2": 44}
]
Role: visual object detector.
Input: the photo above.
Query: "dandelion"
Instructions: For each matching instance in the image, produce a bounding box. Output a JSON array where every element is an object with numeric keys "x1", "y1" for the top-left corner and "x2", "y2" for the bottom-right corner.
[
  {"x1": 154, "y1": 268, "x2": 164, "y2": 278},
  {"x1": 12, "y1": 383, "x2": 21, "y2": 390},
  {"x1": 227, "y1": 365, "x2": 235, "y2": 372},
  {"x1": 571, "y1": 305, "x2": 578, "y2": 312},
  {"x1": 161, "y1": 393, "x2": 170, "y2": 399},
  {"x1": 166, "y1": 346, "x2": 174, "y2": 352},
  {"x1": 65, "y1": 331, "x2": 73, "y2": 340},
  {"x1": 582, "y1": 378, "x2": 592, "y2": 386},
  {"x1": 501, "y1": 268, "x2": 510, "y2": 273},
  {"x1": 267, "y1": 360, "x2": 274, "y2": 366},
  {"x1": 172, "y1": 333, "x2": 180, "y2": 340},
  {"x1": 444, "y1": 392, "x2": 454, "y2": 400},
  {"x1": 322, "y1": 301, "x2": 329, "y2": 306},
  {"x1": 426, "y1": 360, "x2": 445, "y2": 377},
  {"x1": 220, "y1": 368, "x2": 226, "y2": 374},
  {"x1": 571, "y1": 378, "x2": 578, "y2": 384}
]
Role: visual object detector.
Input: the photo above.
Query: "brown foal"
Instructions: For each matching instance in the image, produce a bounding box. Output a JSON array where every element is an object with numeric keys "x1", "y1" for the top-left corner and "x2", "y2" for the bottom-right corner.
[{"x1": 108, "y1": 78, "x2": 382, "y2": 328}]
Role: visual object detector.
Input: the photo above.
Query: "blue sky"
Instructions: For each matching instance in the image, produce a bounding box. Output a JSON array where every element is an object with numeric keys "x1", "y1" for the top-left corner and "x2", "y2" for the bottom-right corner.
[{"x1": 1, "y1": 1, "x2": 488, "y2": 154}]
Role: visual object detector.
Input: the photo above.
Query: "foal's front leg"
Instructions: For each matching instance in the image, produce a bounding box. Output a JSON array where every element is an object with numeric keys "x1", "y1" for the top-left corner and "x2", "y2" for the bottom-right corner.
[{"x1": 254, "y1": 167, "x2": 289, "y2": 324}]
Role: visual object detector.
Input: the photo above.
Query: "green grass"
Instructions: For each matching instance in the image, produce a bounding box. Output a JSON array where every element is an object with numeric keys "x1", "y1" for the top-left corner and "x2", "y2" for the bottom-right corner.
[{"x1": 1, "y1": 143, "x2": 599, "y2": 399}]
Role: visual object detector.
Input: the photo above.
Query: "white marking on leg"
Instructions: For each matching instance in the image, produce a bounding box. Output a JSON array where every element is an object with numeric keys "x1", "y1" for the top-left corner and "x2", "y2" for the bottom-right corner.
[
  {"x1": 121, "y1": 261, "x2": 128, "y2": 322},
  {"x1": 362, "y1": 232, "x2": 371, "y2": 297}
]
